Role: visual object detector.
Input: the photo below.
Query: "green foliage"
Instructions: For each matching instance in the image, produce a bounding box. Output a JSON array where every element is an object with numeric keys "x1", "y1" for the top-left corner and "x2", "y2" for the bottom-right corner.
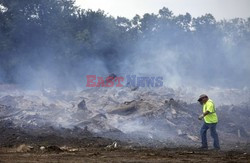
[{"x1": 0, "y1": 0, "x2": 249, "y2": 87}]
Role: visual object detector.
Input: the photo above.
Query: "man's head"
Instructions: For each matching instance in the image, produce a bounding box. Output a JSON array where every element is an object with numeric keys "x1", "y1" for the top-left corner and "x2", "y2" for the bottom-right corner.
[{"x1": 198, "y1": 94, "x2": 208, "y2": 105}]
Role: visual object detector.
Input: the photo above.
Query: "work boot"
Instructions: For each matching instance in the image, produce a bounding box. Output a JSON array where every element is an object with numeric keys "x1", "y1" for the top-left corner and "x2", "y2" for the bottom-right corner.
[
  {"x1": 212, "y1": 147, "x2": 220, "y2": 151},
  {"x1": 198, "y1": 146, "x2": 208, "y2": 150}
]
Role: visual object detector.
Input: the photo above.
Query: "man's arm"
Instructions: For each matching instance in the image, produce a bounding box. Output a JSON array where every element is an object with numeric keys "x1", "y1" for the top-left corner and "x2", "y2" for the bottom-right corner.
[
  {"x1": 198, "y1": 111, "x2": 210, "y2": 120},
  {"x1": 198, "y1": 101, "x2": 214, "y2": 120},
  {"x1": 203, "y1": 111, "x2": 210, "y2": 116}
]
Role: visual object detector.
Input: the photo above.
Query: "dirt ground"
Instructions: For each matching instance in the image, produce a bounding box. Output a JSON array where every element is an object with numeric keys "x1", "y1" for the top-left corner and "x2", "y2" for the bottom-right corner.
[{"x1": 0, "y1": 147, "x2": 249, "y2": 163}]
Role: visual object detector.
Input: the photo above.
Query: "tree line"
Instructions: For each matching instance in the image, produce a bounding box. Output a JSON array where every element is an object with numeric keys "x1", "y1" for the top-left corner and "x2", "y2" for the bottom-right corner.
[{"x1": 0, "y1": 0, "x2": 249, "y2": 88}]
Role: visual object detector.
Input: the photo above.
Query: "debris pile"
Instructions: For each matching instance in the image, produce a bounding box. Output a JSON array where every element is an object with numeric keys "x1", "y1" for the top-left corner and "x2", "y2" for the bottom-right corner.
[{"x1": 0, "y1": 86, "x2": 249, "y2": 148}]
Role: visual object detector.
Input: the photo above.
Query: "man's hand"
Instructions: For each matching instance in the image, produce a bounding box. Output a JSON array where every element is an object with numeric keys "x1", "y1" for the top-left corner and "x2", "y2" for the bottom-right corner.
[
  {"x1": 198, "y1": 111, "x2": 210, "y2": 120},
  {"x1": 198, "y1": 114, "x2": 204, "y2": 120}
]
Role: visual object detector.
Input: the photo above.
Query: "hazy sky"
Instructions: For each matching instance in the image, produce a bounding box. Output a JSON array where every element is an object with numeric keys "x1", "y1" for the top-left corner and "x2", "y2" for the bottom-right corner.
[{"x1": 75, "y1": 0, "x2": 250, "y2": 20}]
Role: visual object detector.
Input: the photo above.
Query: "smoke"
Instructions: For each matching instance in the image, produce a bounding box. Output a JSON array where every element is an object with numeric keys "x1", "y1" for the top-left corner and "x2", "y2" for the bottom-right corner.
[
  {"x1": 1, "y1": 3, "x2": 249, "y2": 90},
  {"x1": 10, "y1": 50, "x2": 109, "y2": 90},
  {"x1": 0, "y1": 68, "x2": 4, "y2": 83},
  {"x1": 1, "y1": 2, "x2": 250, "y2": 147},
  {"x1": 119, "y1": 24, "x2": 250, "y2": 89},
  {"x1": 110, "y1": 116, "x2": 177, "y2": 142}
]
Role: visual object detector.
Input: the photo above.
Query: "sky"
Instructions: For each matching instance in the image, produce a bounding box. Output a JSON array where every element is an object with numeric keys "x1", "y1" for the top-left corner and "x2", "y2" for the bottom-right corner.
[{"x1": 75, "y1": 0, "x2": 250, "y2": 20}]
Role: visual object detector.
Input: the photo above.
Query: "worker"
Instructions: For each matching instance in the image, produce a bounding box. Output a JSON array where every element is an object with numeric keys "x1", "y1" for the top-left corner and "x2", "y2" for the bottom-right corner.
[{"x1": 198, "y1": 94, "x2": 220, "y2": 150}]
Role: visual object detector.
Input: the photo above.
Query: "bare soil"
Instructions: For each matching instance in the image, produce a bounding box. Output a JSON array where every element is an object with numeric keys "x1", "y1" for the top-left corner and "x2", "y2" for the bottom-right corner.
[{"x1": 0, "y1": 146, "x2": 249, "y2": 163}]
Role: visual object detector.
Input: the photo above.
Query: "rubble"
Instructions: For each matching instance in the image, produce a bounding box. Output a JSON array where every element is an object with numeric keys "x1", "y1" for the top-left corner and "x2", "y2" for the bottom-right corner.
[
  {"x1": 77, "y1": 99, "x2": 87, "y2": 110},
  {"x1": 40, "y1": 146, "x2": 45, "y2": 151},
  {"x1": 46, "y1": 146, "x2": 63, "y2": 153},
  {"x1": 108, "y1": 100, "x2": 138, "y2": 115},
  {"x1": 16, "y1": 144, "x2": 33, "y2": 152},
  {"x1": 60, "y1": 146, "x2": 79, "y2": 152},
  {"x1": 0, "y1": 85, "x2": 249, "y2": 149},
  {"x1": 105, "y1": 141, "x2": 118, "y2": 150}
]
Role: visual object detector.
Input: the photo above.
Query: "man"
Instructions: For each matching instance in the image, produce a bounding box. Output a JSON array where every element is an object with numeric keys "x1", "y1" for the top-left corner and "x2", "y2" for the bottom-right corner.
[{"x1": 198, "y1": 94, "x2": 220, "y2": 150}]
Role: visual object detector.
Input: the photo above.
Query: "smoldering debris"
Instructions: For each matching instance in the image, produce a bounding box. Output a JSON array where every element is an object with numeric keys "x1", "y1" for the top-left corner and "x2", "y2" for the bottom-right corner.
[
  {"x1": 16, "y1": 144, "x2": 33, "y2": 153},
  {"x1": 0, "y1": 85, "x2": 250, "y2": 148}
]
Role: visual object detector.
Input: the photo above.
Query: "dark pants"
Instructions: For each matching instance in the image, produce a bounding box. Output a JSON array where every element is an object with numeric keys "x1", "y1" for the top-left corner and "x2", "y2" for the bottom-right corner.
[{"x1": 200, "y1": 123, "x2": 220, "y2": 149}]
